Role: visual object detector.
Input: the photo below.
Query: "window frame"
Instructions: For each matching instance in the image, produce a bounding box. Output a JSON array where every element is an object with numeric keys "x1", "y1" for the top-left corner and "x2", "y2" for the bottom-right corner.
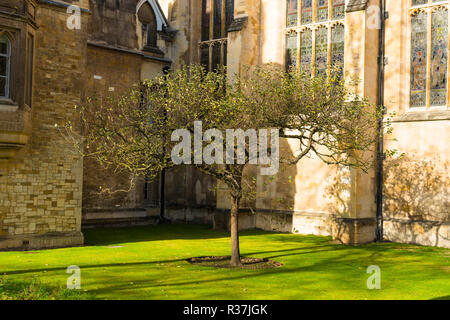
[
  {"x1": 283, "y1": 0, "x2": 346, "y2": 76},
  {"x1": 0, "y1": 34, "x2": 11, "y2": 99},
  {"x1": 408, "y1": 0, "x2": 450, "y2": 112},
  {"x1": 198, "y1": 0, "x2": 234, "y2": 72}
]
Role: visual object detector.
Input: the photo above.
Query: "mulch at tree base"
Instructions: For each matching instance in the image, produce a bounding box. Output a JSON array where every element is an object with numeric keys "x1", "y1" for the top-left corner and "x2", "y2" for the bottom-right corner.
[{"x1": 186, "y1": 256, "x2": 283, "y2": 269}]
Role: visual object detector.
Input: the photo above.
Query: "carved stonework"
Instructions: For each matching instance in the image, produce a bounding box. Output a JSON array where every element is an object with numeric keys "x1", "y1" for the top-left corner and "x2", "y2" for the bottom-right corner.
[
  {"x1": 346, "y1": 0, "x2": 369, "y2": 13},
  {"x1": 228, "y1": 16, "x2": 248, "y2": 33}
]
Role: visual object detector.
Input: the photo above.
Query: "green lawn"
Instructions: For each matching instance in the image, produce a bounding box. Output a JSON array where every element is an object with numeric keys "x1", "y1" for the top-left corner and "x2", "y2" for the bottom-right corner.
[{"x1": 0, "y1": 224, "x2": 449, "y2": 300}]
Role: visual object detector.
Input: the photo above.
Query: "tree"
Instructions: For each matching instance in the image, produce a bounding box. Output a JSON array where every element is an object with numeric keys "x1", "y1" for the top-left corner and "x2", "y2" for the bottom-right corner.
[{"x1": 65, "y1": 64, "x2": 381, "y2": 267}]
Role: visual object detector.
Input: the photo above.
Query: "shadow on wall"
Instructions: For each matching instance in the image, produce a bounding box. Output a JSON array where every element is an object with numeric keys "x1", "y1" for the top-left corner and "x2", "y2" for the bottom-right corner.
[{"x1": 383, "y1": 155, "x2": 450, "y2": 247}]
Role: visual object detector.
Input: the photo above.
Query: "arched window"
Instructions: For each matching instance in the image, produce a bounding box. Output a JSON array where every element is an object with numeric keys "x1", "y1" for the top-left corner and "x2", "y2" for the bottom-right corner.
[
  {"x1": 0, "y1": 34, "x2": 11, "y2": 98},
  {"x1": 138, "y1": 2, "x2": 158, "y2": 49},
  {"x1": 284, "y1": 0, "x2": 345, "y2": 75},
  {"x1": 410, "y1": 1, "x2": 448, "y2": 109}
]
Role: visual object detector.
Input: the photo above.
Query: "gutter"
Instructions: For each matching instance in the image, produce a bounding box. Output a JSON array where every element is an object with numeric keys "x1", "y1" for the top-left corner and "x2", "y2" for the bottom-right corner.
[{"x1": 375, "y1": 0, "x2": 386, "y2": 242}]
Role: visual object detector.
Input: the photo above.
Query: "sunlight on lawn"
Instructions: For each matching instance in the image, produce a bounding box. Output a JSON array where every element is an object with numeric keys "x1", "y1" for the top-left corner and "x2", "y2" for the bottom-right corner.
[{"x1": 0, "y1": 224, "x2": 448, "y2": 300}]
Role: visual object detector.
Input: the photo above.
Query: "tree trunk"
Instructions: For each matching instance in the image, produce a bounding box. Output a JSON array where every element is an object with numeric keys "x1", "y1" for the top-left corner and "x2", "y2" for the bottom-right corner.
[{"x1": 230, "y1": 196, "x2": 241, "y2": 267}]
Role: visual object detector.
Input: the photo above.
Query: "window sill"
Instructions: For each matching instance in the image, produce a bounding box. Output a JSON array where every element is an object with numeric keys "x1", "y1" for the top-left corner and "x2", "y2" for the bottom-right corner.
[
  {"x1": 0, "y1": 99, "x2": 18, "y2": 112},
  {"x1": 392, "y1": 109, "x2": 450, "y2": 123}
]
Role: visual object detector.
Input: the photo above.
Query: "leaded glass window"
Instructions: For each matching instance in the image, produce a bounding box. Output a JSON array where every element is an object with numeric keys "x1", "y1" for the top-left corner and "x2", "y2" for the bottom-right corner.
[
  {"x1": 316, "y1": 0, "x2": 329, "y2": 22},
  {"x1": 430, "y1": 7, "x2": 448, "y2": 105},
  {"x1": 287, "y1": 0, "x2": 298, "y2": 28},
  {"x1": 286, "y1": 32, "x2": 298, "y2": 71},
  {"x1": 302, "y1": 0, "x2": 313, "y2": 25},
  {"x1": 331, "y1": 24, "x2": 345, "y2": 76},
  {"x1": 285, "y1": 0, "x2": 345, "y2": 76},
  {"x1": 411, "y1": 11, "x2": 428, "y2": 107},
  {"x1": 300, "y1": 29, "x2": 313, "y2": 75},
  {"x1": 199, "y1": 0, "x2": 234, "y2": 71},
  {"x1": 332, "y1": 0, "x2": 345, "y2": 20},
  {"x1": 315, "y1": 27, "x2": 328, "y2": 75},
  {"x1": 409, "y1": 1, "x2": 449, "y2": 108}
]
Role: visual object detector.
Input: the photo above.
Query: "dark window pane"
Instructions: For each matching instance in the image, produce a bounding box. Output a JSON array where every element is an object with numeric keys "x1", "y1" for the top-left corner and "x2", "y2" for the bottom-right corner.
[
  {"x1": 0, "y1": 77, "x2": 6, "y2": 97},
  {"x1": 200, "y1": 46, "x2": 209, "y2": 70},
  {"x1": 0, "y1": 41, "x2": 7, "y2": 55},
  {"x1": 202, "y1": 0, "x2": 211, "y2": 41},
  {"x1": 26, "y1": 34, "x2": 34, "y2": 107},
  {"x1": 211, "y1": 44, "x2": 221, "y2": 71},
  {"x1": 0, "y1": 56, "x2": 7, "y2": 76},
  {"x1": 213, "y1": 0, "x2": 223, "y2": 39},
  {"x1": 225, "y1": 0, "x2": 234, "y2": 31}
]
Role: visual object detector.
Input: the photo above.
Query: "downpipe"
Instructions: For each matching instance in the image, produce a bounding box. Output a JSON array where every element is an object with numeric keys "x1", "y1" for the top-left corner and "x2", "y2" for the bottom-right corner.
[{"x1": 375, "y1": 0, "x2": 386, "y2": 242}]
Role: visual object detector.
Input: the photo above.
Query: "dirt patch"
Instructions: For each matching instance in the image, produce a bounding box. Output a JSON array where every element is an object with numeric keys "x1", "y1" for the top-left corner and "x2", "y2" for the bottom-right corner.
[{"x1": 186, "y1": 256, "x2": 283, "y2": 269}]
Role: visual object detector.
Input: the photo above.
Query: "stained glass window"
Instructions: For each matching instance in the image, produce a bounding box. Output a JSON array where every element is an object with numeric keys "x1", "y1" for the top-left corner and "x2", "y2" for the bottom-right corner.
[
  {"x1": 332, "y1": 0, "x2": 346, "y2": 20},
  {"x1": 302, "y1": 0, "x2": 313, "y2": 25},
  {"x1": 331, "y1": 24, "x2": 345, "y2": 76},
  {"x1": 300, "y1": 29, "x2": 313, "y2": 75},
  {"x1": 316, "y1": 0, "x2": 329, "y2": 22},
  {"x1": 410, "y1": 11, "x2": 428, "y2": 107},
  {"x1": 286, "y1": 32, "x2": 298, "y2": 71},
  {"x1": 287, "y1": 0, "x2": 298, "y2": 27},
  {"x1": 285, "y1": 0, "x2": 345, "y2": 75},
  {"x1": 430, "y1": 7, "x2": 448, "y2": 106},
  {"x1": 315, "y1": 27, "x2": 328, "y2": 75}
]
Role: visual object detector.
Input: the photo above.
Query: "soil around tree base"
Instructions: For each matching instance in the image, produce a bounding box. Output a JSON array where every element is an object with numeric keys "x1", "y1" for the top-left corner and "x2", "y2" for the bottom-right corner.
[{"x1": 186, "y1": 256, "x2": 283, "y2": 269}]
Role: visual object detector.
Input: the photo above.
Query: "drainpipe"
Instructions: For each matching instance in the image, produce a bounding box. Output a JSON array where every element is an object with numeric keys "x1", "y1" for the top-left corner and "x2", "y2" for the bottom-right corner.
[
  {"x1": 160, "y1": 65, "x2": 171, "y2": 223},
  {"x1": 376, "y1": 0, "x2": 386, "y2": 242}
]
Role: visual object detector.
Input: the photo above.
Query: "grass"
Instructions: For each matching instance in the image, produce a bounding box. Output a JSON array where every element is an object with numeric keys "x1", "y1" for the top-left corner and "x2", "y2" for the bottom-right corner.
[
  {"x1": 0, "y1": 224, "x2": 448, "y2": 300},
  {"x1": 0, "y1": 276, "x2": 94, "y2": 300}
]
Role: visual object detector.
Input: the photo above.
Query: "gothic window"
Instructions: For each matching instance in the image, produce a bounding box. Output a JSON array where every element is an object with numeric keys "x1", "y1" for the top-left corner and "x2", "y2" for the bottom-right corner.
[
  {"x1": 199, "y1": 0, "x2": 234, "y2": 71},
  {"x1": 285, "y1": 0, "x2": 345, "y2": 76},
  {"x1": 0, "y1": 35, "x2": 11, "y2": 98},
  {"x1": 138, "y1": 2, "x2": 158, "y2": 50},
  {"x1": 410, "y1": 1, "x2": 449, "y2": 108}
]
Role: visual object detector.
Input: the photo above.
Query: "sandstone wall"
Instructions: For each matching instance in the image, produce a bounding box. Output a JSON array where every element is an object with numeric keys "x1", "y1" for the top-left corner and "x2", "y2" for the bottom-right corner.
[{"x1": 0, "y1": 2, "x2": 88, "y2": 249}]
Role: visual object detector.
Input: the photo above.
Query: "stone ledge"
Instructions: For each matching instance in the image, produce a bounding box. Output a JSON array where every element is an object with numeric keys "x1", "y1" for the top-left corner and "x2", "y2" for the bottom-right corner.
[
  {"x1": 0, "y1": 231, "x2": 84, "y2": 251},
  {"x1": 391, "y1": 110, "x2": 450, "y2": 123},
  {"x1": 228, "y1": 16, "x2": 248, "y2": 33},
  {"x1": 346, "y1": 0, "x2": 369, "y2": 12}
]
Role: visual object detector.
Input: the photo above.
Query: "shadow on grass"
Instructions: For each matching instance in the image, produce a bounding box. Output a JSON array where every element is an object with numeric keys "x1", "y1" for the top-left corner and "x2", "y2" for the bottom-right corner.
[
  {"x1": 82, "y1": 224, "x2": 279, "y2": 246},
  {"x1": 430, "y1": 295, "x2": 450, "y2": 300}
]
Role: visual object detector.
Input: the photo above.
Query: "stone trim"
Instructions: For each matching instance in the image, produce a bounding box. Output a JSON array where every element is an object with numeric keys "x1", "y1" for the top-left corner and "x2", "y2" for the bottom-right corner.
[
  {"x1": 228, "y1": 16, "x2": 248, "y2": 33},
  {"x1": 346, "y1": 0, "x2": 369, "y2": 12},
  {"x1": 391, "y1": 110, "x2": 450, "y2": 123},
  {"x1": 0, "y1": 231, "x2": 84, "y2": 251},
  {"x1": 87, "y1": 41, "x2": 172, "y2": 64},
  {"x1": 38, "y1": 0, "x2": 91, "y2": 13}
]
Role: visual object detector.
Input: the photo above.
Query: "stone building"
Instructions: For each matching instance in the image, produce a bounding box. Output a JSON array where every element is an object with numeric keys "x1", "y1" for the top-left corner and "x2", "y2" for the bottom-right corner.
[{"x1": 0, "y1": 0, "x2": 448, "y2": 250}]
